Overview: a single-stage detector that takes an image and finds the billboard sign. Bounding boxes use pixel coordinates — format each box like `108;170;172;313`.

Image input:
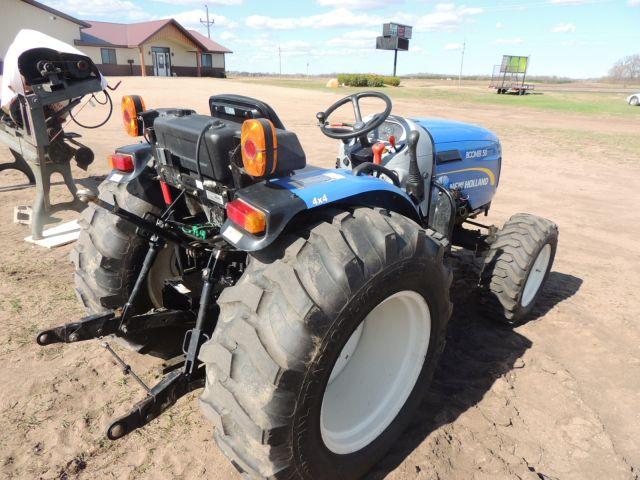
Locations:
383;23;413;39
376;36;409;51
500;55;528;74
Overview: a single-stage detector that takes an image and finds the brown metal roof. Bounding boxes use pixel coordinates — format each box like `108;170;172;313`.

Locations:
78;20;231;54
21;0;91;28
188;30;233;54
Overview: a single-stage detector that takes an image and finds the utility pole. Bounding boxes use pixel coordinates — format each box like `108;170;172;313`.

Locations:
393;49;398;77
306;60;310;77
200;5;215;39
458;40;466;87
278;46;282;76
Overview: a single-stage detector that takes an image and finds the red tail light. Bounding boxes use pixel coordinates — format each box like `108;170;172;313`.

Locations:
226;198;266;234
108;153;134;173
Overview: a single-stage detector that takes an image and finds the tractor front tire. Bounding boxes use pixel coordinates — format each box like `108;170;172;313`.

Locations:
629;96;639;106
199;207;452;480
480;213;558;325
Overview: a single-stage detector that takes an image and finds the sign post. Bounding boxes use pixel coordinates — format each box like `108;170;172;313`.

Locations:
376;23;412;77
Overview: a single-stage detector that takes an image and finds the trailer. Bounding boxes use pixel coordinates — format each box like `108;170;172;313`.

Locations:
489;55;534;95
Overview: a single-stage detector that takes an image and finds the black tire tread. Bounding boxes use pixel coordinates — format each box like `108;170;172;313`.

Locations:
199;207;451;480
72;178;161;313
480;213;558;324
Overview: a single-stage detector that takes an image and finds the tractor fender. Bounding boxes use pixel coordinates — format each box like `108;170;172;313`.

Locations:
104;143;152;184
221;166;421;252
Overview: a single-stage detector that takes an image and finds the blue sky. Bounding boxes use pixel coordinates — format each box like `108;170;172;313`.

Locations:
43;0;639;78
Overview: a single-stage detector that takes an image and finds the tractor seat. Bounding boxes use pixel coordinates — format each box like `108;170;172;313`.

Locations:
209;94;286;130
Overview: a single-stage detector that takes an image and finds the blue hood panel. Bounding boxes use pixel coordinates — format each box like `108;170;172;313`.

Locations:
413;118;501;211
412;118;498;145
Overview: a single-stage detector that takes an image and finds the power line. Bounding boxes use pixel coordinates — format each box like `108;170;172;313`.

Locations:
200;5;215;39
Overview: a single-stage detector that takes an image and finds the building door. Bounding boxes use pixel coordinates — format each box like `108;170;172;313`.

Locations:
151;47;171;76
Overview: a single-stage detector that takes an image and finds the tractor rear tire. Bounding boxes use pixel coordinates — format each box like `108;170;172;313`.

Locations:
198;207;452;480
72;172;181;355
480;213;558;325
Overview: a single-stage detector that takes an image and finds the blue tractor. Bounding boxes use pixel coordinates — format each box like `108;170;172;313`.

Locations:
38;91;558;479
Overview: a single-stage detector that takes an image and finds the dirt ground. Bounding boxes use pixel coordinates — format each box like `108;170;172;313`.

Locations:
0;76;638;480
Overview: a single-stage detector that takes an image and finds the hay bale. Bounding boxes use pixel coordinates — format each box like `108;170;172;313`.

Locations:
326;78;339;88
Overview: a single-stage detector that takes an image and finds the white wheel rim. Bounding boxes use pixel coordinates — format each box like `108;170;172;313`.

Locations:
521;244;551;308
147;246;180;308
320;290;431;455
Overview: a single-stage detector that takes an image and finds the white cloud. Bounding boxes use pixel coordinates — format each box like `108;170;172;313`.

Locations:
246;3;481;32
218;31;237;40
551;22;576;32
444;42;463;50
628;0;640;6
495;21;504;29
152;0;241;4
548;0;590;4
170;9;238;29
410;3;484;32
324;30;379;48
42;0;149;20
342;29;379;39
325;37;373;49
246;8;383;30
492;37;523;45
317;0;403;7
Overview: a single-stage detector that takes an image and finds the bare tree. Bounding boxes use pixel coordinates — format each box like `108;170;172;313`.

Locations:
608;54;640;82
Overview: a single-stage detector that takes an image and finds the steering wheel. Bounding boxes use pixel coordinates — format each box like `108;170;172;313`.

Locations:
317;91;392;140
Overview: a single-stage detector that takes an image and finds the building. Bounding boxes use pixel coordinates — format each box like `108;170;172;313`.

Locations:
0;0;232;77
1;0;90;73
77;20;231;77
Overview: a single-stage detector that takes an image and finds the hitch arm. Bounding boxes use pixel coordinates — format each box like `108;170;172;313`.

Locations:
36;309;195;346
106;368;204;440
36;312;118;345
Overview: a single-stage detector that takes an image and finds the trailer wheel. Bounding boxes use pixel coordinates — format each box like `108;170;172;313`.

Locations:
72;171;181;355
480;213;558;325
199;207;452;480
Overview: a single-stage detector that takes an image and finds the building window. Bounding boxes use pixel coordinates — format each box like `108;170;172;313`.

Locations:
201;53;213;67
101;48;117;65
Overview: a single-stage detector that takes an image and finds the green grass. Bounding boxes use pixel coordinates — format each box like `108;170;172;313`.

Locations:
234;77;639;117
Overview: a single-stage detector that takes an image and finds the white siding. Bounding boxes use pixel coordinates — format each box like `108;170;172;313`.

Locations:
81;45;140;65
143;39;197;68
1;0;81;60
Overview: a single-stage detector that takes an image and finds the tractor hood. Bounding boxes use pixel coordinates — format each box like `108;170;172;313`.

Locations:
412;118;501;213
412;118;498;145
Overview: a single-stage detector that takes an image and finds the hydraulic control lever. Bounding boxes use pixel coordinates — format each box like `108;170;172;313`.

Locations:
404;130;424;204
372;143;385;165
389;134;397;152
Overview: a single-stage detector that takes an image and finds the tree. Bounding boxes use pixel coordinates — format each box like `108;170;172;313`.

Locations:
608;54;640;82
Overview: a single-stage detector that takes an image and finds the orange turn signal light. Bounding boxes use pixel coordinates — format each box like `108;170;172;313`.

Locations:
240;118;277;177
121;95;146;137
227;198;266;234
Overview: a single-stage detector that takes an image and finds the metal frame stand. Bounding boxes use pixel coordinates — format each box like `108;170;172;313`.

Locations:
0;149;36;184
28;153;85;239
0;77;101;239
